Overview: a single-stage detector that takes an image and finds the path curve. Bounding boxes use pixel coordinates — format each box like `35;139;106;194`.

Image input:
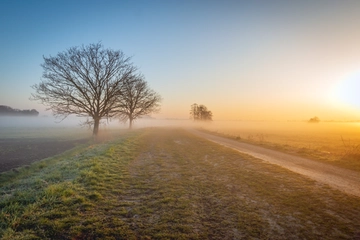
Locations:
187;129;360;197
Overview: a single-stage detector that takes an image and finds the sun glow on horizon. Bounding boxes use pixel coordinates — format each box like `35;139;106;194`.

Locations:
330;70;360;115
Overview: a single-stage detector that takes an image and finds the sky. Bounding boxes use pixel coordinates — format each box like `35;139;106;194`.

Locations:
1;0;360;121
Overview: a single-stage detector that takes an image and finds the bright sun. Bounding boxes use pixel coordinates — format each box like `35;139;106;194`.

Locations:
332;71;360;111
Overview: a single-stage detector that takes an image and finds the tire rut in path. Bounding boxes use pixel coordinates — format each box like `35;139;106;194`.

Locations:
187;129;360;197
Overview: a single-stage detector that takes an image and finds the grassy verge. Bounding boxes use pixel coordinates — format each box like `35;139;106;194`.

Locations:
0;130;140;239
1;128;360;239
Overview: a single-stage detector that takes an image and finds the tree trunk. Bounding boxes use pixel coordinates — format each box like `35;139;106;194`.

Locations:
93;118;100;136
129;117;133;129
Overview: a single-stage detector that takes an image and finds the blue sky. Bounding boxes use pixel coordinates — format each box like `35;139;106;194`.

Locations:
1;0;360;120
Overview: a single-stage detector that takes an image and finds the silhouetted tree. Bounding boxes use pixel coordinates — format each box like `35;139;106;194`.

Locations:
308;116;320;123
31;43;137;136
116;75;161;129
190;103;212;121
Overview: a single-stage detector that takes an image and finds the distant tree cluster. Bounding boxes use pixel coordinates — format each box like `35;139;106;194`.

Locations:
31;43;161;135
190;103;213;121
0;105;39;116
308;116;320;123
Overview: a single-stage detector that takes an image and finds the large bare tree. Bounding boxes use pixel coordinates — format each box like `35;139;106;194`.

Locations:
116;76;161;129
31;43;137;136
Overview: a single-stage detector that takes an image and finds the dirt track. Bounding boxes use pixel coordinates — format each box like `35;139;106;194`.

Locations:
188;129;360;197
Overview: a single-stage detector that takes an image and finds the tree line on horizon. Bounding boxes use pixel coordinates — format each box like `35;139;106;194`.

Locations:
31;43;161;136
0;105;39;117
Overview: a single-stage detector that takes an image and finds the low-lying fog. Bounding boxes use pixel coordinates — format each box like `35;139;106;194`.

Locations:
1;115;359;141
0;116;193;139
0;116;193;129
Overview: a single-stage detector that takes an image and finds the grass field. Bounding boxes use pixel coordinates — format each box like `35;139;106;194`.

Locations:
1;127;360;239
200;121;360;171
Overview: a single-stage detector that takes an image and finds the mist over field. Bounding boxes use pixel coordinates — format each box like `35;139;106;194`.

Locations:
0;115;193;139
0;116;78;128
0;116;190;130
1;114;359;137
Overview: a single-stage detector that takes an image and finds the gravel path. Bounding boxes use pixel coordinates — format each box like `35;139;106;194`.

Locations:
188;129;360;197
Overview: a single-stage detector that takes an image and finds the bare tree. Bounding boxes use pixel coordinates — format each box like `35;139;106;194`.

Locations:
190;103;200;120
116;76;161;129
190;103;213;121
31;43;137;136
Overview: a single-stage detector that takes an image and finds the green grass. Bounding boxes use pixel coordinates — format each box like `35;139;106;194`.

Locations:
1;127;360;239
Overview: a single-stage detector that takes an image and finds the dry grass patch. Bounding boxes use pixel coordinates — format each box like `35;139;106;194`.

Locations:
200;121;360;171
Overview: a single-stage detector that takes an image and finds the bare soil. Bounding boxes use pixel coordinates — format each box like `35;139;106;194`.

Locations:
0;138;89;173
188;128;360;197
